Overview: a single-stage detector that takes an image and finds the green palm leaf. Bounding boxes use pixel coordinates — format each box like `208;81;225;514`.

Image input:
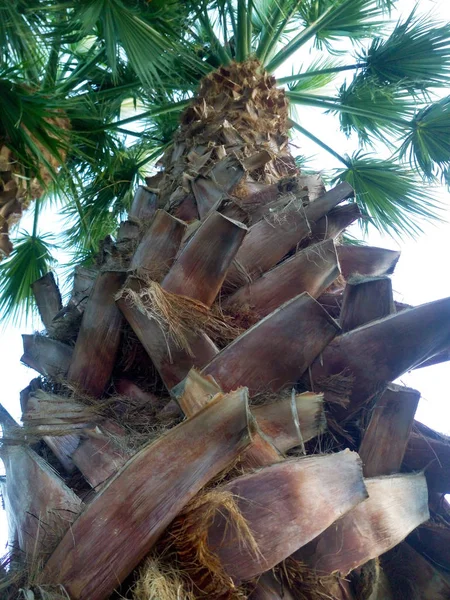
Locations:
297;0;384;49
285;57;342;93
359;10;450;92
267;0;384;72
0;232;55;326
335;152;444;238
399;96;450;180
336;77;413;142
66;0;204;89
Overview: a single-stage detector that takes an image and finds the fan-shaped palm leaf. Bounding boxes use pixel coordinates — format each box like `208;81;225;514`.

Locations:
336;77;414;142
359;10;450;92
335;152;444;237
399;96;450;180
267;0;384;71
0;231;56;326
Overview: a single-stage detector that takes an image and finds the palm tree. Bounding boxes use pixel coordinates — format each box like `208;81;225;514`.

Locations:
1;0;450;323
1;1;450;599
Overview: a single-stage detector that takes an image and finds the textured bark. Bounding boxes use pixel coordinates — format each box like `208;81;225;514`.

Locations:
21;334;73;377
295;472;429;576
382;542;450;600
203;292;340;395
204;450;366;583
68;265;98;314
224;200;310;288
252;392;325;452
359;384;420;477
339;276;395;332
408;521;450;573
171;368;221;418
129;185;157;220
117;277;219;390
337;245;401;279
413;347;450;369
308;296;450;419
249;573;296;600
224;182;353;289
31;272;62;330
191;155;246;218
224;239;339;318
68;271;125;397
162;211;247;306
403;423;450;493
307;202;362;243
130;209;187;276
42;391;251;600
71;427;130;490
1;445;82;559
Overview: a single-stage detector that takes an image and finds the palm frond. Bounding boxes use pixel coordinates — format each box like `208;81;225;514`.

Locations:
0;73;70;183
359;10;450;92
0;2;47;80
286;57;342;93
66;0;205;89
334;151;444;238
399;96;450;181
0;232;55;327
267;0;384;72
336;77;414;142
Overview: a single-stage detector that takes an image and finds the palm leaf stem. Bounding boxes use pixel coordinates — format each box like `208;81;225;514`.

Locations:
42;37;62;92
101;101;189;131
278;63;365;85
290;120;350;166
261;0;303;65
226;0;238;38
247;0;253;55
237;0;249;61
57;46;104;95
199;9;232;65
267;0;362;73
32;198;40;238
135;144;170;170
286;91;411;127
116;128;144;137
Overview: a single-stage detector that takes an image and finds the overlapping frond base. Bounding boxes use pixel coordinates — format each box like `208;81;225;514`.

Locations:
2;60;450;600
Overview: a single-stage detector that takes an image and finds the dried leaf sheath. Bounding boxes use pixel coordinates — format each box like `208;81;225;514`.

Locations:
67;271;125;397
42;391;252;600
162;211;247;307
359;384;420;477
295;472;429;576
308;296;450;418
117;279;220;389
173;450;366;586
130;209;186;277
203;292;340;395
224;239;339;318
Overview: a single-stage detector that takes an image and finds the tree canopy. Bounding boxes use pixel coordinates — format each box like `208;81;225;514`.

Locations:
1;0;450;324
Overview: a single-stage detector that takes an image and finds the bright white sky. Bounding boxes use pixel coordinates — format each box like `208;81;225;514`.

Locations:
1;0;450;555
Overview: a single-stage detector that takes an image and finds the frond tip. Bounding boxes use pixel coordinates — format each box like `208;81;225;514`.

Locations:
334;152;444;239
400;96;450;181
0;233;55;327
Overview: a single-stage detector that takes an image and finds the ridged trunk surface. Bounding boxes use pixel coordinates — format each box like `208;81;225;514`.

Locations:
2;60;450;600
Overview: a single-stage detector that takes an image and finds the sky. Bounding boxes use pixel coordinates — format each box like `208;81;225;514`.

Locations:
1;0;450;556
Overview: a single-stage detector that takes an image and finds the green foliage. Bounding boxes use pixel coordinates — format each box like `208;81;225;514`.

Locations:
335;152;444;237
297;0;384;50
2;0;450;324
400;97;450;180
0;232;55;327
360;11;450;92
337;77;413;142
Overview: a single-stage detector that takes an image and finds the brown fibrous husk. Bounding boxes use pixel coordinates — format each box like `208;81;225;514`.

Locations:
116;278;242;357
164;489;261;599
